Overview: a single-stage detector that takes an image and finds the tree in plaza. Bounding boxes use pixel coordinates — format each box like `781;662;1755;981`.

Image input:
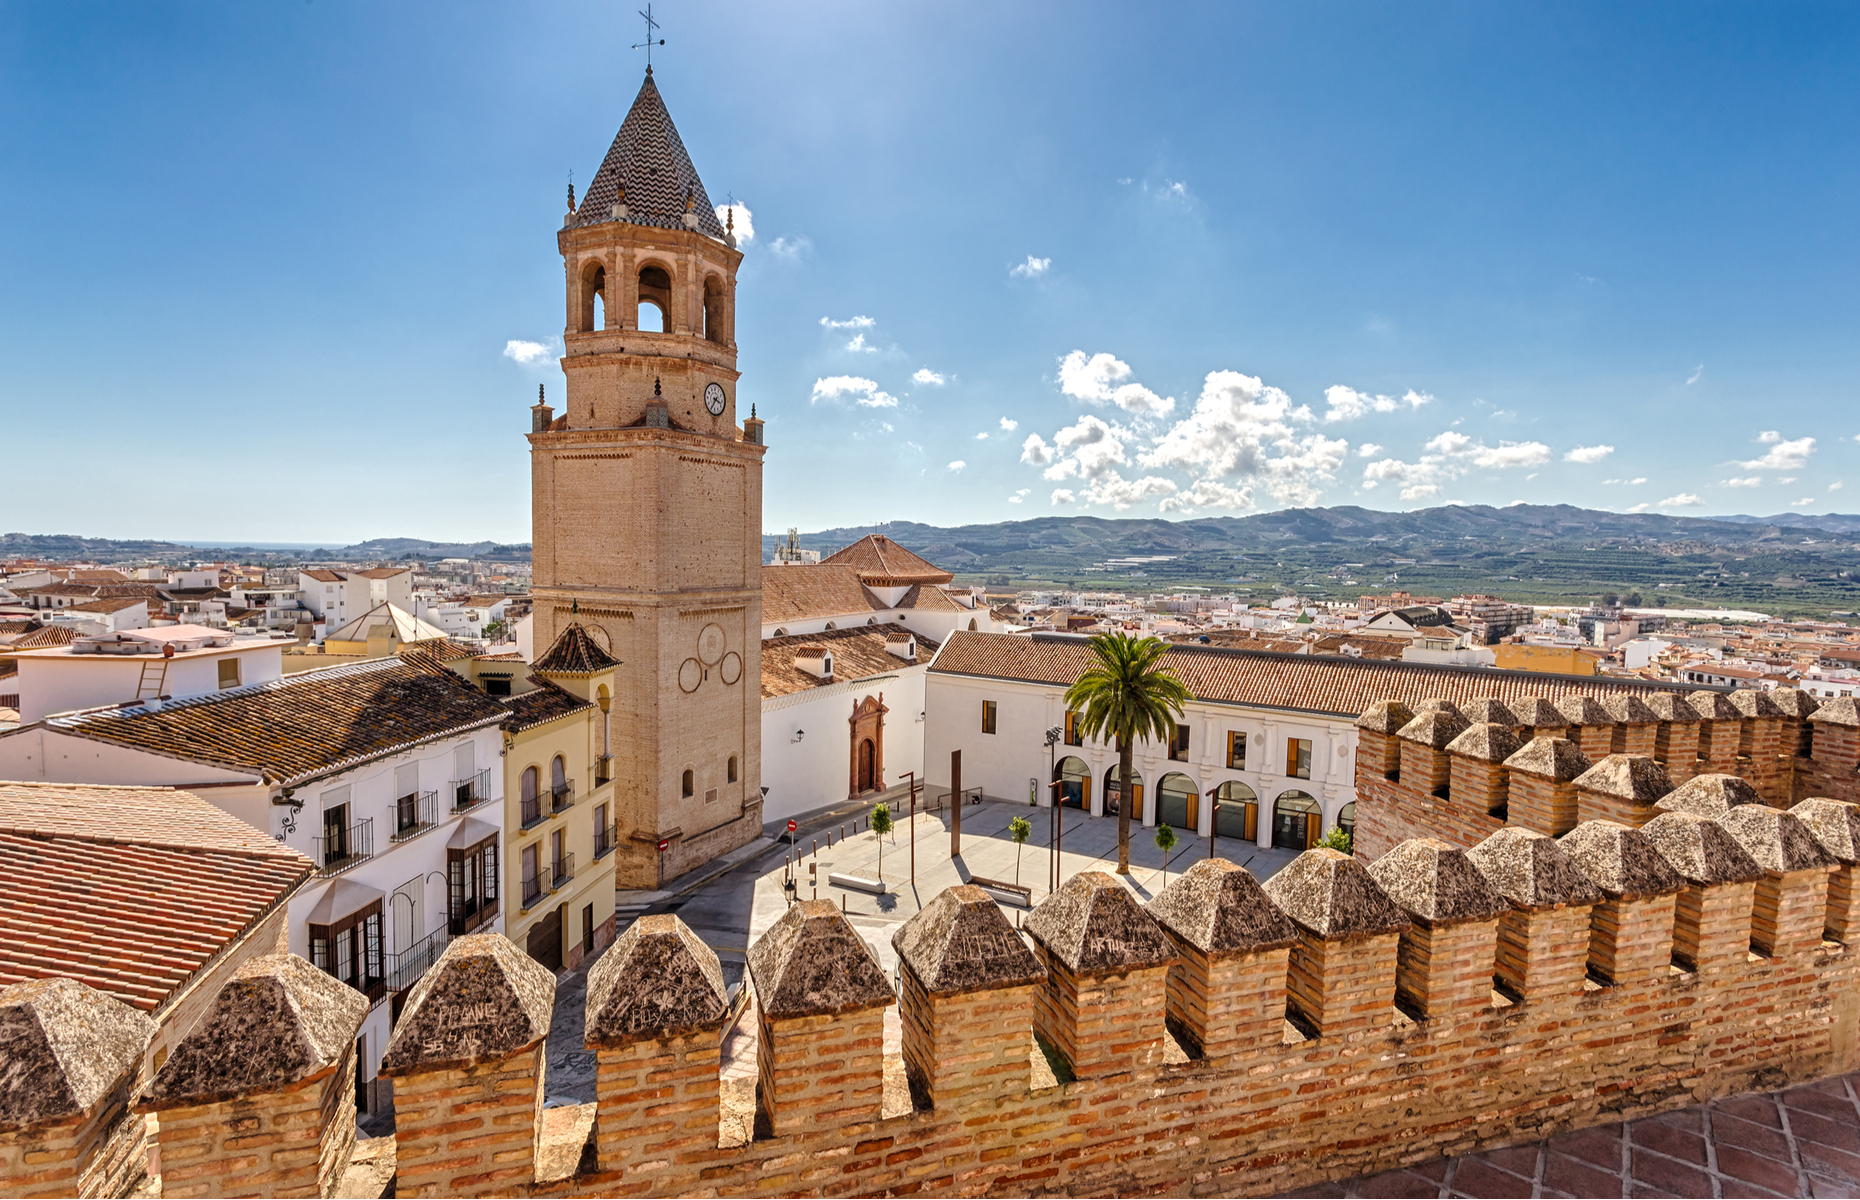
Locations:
1063;632;1191;875
1317;824;1352;855
1008;816;1032;887
1153;823;1178;887
870;803;894;881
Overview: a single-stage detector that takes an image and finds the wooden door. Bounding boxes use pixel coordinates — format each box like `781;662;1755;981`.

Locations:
527;906;563;972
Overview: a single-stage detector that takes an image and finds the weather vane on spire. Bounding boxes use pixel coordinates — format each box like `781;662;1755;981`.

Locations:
633;4;664;69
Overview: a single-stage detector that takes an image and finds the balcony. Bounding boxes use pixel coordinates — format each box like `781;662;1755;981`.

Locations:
313;818;373;876
594;755;612;786
520;792;546;830
385;927;448;996
550;779;575;814
593;820;618;861
449;769;491;814
521;868;544;908
390;790;439;843
552;853;575;889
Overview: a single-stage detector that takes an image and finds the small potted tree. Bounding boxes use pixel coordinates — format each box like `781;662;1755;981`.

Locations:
1009;816;1032;888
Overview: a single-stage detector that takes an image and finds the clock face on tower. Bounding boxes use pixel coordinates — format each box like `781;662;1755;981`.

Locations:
703;382;726;416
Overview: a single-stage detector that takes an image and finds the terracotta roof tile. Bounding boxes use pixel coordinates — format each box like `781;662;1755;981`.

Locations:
502;679;593;730
929;631;1714;717
818;535;954;585
43;659;509;785
0;783;310;1013
762;626;940;699
533;623;617;674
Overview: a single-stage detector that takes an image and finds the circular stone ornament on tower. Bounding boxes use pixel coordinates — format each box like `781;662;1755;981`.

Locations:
678;657;703;693
719;650;742;685
698;623;725;665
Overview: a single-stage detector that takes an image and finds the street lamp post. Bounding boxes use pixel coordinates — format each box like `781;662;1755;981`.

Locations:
1044;726;1062;894
1205;785;1220;861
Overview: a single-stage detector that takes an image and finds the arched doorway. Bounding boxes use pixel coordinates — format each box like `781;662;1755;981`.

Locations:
1273;791;1321;851
857;739;876;793
1105;764;1143;820
1214;780;1258;842
1337;802;1356;848
1157;772;1199;832
1054;756;1091;809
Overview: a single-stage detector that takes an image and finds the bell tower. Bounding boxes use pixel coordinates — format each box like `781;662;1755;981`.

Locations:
529;66;766;889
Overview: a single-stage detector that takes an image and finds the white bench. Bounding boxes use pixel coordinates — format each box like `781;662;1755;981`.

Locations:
968;875;1033;907
828;872;888;895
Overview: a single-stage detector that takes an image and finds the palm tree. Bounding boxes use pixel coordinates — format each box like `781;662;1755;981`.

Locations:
1063;632;1191;875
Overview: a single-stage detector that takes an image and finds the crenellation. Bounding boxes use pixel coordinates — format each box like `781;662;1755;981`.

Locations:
1640;811;1763;973
1367;839;1507;1018
1263;849;1410;1035
1716;804;1837;959
1791;796;1860;942
1025;872;1178;1079
1571;753;1674;828
1464;827;1601;1001
1556;821;1686;985
1501;736;1590;837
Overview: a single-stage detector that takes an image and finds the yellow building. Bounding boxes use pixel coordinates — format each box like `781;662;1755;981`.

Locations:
1493;643;1599;676
497;624;621;971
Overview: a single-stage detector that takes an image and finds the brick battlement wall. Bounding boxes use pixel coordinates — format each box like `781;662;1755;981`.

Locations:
8;788;1860;1199
1354;690;1860;861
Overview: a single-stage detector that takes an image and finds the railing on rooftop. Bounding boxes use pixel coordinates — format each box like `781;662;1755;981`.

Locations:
391;790;439;843
449;769;491;814
313;818;373;876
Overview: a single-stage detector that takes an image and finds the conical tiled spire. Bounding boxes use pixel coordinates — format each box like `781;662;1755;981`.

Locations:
574;68;726;238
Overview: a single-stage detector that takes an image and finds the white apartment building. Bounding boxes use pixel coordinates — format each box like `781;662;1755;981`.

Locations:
0;657;507;1115
6;625;284;722
297;567;414;624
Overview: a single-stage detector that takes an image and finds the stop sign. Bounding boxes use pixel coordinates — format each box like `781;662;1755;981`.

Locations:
786;819;797;833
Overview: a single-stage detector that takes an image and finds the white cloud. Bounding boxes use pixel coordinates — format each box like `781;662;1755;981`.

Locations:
1721;477;1762;488
844;332;878;354
1687;364;1704;385
820;315;876;330
1362;457;1447;501
713;202;754;242
974;432;988;440
1659;493;1704;507
1009;256;1051;279
502;338;558;365
1791;497;1816;507
1082;471;1179;511
1321;386;1431;423
1357;443;1383;458
1832;482;1845;492
912;368;945;386
1740;432;1816;471
1051;415;1128;481
1006;487;1031;505
1020;433;1053;466
1007;494;1023;504
766;236;810;260
1057;351;1174;417
1779;477;1797;485
1138;370;1342;506
1425;431;1472;457
1360;429;1548;501
1603;477;1649;485
1565;445;1615;464
1050;489;1075;506
810;376;897;408
1626;502;1651;513
1423;430;1551;468
947;460;966;472
1158;480;1255;513
998;417;1018;432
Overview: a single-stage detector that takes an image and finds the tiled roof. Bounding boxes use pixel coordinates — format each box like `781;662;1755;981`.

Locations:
42;658;510;786
761;567;967;625
28;583;103;598
572;68;726;238
325;602;447;643
502;679;594;731
67;596;147;614
355;567;410;579
929;631;1715;718
762;626;940;698
301;569;343;583
818;535;954;585
0;782;310;1012
64;569;128;584
10;626;77;649
533;623;618;674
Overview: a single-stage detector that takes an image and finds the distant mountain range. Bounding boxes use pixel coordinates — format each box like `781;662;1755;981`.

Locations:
7;503;1859;572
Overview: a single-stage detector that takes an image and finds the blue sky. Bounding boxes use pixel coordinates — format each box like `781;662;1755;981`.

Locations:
4;2;1858;544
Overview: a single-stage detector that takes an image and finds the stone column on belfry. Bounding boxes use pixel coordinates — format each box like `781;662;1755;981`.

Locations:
1145;858;1298;1062
0;979;155;1200
746;899;894;1138
1641;811;1764;974
1557;821;1687;986
1792;798;1860;943
1262;848;1410;1037
584;913;728;1177
136;954;367;1200
1369;839;1509;1019
1716;805;1836;959
892;884;1046;1109
1024;871;1179;1078
1502;737;1591;837
1466;827;1602;1002
378;934;557;1199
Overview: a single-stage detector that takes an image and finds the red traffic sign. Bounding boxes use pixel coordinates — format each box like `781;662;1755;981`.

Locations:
657;838;670;853
787;819;798;833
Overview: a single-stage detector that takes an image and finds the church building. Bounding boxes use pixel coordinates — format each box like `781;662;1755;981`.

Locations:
527;66;765;890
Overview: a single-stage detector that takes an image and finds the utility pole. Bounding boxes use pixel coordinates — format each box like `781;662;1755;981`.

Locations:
949;750;962;859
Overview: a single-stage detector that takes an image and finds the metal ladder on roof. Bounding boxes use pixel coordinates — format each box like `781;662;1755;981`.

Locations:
134;659;168;700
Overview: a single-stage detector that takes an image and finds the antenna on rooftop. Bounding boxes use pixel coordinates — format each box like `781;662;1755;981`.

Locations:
633;4;665;69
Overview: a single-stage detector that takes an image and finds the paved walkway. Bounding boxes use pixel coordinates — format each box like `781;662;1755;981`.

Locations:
1301;1073;1860;1199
